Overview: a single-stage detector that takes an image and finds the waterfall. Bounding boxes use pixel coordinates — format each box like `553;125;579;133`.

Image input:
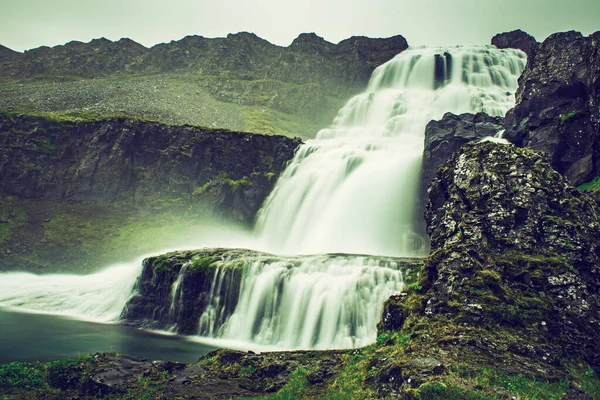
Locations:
166;253;418;350
255;45;526;257
0;45;527;353
0;259;143;322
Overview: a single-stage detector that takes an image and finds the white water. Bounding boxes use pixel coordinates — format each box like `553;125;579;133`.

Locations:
255;45;526;257
193;254;412;350
0;258;143;323
0;45;526;353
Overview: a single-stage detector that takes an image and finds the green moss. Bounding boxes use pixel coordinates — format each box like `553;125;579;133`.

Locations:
559;109;589;123
416;381;492;400
189;255;219;271
577;176;600;192
0;355;96;398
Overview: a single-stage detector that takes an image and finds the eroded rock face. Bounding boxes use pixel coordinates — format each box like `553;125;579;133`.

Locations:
381;142;600;376
491;29;538;58
122;248;250;334
504;30;600;185
421;112;504;205
0;114;300;224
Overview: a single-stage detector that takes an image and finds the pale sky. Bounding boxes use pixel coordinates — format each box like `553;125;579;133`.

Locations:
1;0;599;52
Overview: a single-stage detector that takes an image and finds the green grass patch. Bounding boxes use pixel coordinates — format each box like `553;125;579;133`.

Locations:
577;176;600;192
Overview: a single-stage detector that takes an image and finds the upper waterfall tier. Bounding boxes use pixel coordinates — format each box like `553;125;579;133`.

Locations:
255;46;526;257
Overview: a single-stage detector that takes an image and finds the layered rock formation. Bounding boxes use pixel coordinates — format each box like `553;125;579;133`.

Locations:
0;113;299;222
504;30;600;185
122;248;422;336
0;113;300;271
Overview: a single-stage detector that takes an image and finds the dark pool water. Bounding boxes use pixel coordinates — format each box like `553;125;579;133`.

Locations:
0;309;217;364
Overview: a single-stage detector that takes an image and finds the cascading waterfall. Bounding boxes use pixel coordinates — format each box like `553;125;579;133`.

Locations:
0;45;527;353
195;255;416;350
255;45;526;257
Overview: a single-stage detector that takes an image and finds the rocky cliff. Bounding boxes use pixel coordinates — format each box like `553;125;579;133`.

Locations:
504;30;600;186
0;33;408;138
491;29;539;59
0;113;300;271
378;142;600;397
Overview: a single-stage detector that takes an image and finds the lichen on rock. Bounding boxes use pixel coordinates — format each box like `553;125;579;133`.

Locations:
379;141;600;394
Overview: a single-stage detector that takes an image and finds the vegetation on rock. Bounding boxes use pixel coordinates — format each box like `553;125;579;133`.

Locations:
0;113;300;272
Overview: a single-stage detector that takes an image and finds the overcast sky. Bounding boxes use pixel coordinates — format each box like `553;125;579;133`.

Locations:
1;0;599;52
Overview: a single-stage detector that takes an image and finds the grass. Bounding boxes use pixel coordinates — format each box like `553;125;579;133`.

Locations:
0;71;340;138
577;176;600;192
0;356;96;398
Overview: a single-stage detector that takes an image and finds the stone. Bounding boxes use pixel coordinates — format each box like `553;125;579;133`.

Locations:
491;29;538;58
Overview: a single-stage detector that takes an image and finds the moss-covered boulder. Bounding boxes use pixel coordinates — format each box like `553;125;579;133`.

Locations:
378;142;600;396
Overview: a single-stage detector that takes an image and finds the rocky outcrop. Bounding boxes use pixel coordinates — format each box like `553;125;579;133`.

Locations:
504;30;600;185
0;113;300;223
122;248;423;335
421;112;504;204
380;142;600;388
122;248;248;334
491;29;538;58
0;44;21;62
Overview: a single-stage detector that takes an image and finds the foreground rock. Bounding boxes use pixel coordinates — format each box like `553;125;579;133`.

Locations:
379;142;600;396
504;30;600;185
0;350;347;399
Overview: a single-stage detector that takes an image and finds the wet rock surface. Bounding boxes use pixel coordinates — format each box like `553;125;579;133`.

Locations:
384;142;600;374
421;112;504;205
504;30;600;185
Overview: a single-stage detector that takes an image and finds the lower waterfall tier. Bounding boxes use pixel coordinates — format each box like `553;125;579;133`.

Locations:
121;248;423;350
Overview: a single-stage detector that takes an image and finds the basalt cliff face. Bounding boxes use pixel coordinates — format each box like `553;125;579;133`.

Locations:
0;113;300;271
0;33;408;138
504;30;600;186
0;113;299;213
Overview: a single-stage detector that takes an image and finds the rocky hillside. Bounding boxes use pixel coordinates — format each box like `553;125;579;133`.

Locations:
0;112;300;272
0;33;408;138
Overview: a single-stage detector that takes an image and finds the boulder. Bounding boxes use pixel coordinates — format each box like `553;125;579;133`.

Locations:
491;29;538;58
382;141;600;377
421;112;504;205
